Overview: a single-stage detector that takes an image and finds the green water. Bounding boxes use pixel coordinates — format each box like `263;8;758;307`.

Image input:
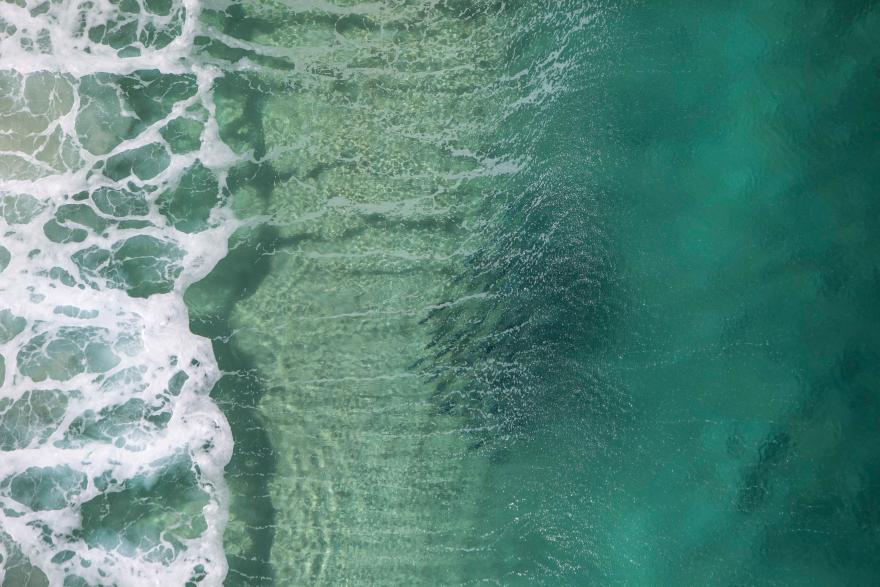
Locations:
184;0;880;584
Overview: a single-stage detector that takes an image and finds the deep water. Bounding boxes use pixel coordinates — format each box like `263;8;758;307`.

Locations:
1;0;879;585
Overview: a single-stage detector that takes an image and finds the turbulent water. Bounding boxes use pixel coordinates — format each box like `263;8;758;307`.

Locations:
1;0;878;585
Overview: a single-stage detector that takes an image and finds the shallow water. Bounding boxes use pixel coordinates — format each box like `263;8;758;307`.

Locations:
1;0;879;585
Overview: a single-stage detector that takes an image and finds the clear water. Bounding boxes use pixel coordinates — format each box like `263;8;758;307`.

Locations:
1;0;878;585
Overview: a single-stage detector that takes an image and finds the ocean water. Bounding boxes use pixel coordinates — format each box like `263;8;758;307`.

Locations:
1;0;878;585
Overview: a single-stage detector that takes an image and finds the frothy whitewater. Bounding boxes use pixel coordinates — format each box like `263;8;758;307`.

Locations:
0;0;237;584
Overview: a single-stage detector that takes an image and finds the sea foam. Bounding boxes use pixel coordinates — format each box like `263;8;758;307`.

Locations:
0;0;237;584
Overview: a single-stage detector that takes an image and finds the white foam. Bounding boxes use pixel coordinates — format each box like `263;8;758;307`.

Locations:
0;0;238;584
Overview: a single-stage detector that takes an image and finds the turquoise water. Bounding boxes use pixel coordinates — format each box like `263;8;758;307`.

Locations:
1;0;879;585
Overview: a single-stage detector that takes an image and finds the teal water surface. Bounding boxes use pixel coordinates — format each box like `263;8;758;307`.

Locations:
1;0;879;585
453;2;880;584
190;0;880;584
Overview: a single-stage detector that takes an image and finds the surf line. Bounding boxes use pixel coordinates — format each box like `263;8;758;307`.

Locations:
0;0;240;584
